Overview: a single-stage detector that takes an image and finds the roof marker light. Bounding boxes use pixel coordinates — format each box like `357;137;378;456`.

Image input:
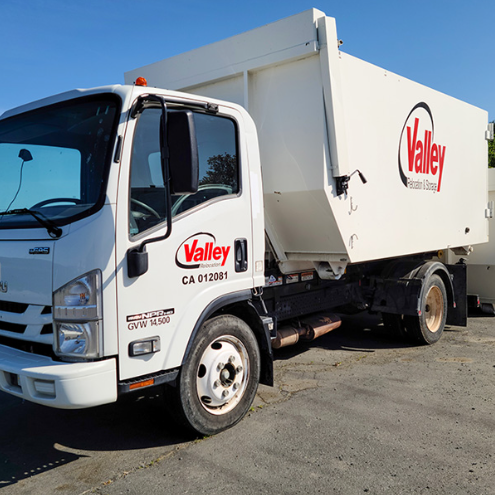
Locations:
135;77;148;87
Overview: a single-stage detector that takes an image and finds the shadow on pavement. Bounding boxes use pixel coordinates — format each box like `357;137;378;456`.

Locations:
0;388;187;487
273;312;412;361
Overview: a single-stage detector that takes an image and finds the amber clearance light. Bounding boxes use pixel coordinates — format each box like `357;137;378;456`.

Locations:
135;77;148;87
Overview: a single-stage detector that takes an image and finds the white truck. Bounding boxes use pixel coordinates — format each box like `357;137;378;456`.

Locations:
450;167;495;313
0;9;490;435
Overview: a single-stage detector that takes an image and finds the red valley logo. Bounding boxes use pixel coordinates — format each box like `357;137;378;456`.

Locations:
176;233;231;269
398;102;446;193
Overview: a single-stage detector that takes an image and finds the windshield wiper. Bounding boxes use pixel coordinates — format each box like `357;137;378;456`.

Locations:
0;208;63;238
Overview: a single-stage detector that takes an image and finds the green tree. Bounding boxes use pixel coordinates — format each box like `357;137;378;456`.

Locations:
200;153;237;189
489;121;495;168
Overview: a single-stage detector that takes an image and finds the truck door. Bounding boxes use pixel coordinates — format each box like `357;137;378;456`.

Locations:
115;103;255;382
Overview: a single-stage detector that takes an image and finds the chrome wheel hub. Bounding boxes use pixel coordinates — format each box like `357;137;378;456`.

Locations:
196;335;249;415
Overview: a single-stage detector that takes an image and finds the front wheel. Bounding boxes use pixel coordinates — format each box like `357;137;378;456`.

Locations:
405;274;447;345
168;315;260;436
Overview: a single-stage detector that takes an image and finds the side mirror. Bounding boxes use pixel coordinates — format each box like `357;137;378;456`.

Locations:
167;110;199;194
127;248;148;278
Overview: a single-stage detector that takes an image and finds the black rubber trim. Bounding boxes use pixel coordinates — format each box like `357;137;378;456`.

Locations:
118;368;179;395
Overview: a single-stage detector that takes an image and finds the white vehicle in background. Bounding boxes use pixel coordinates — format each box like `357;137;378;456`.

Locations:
449;168;495;314
0;9;490;435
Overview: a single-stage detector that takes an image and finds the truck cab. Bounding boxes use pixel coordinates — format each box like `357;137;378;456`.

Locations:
0;84;269;435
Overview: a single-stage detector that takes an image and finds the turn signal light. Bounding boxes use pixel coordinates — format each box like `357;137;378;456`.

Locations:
129;379;154;391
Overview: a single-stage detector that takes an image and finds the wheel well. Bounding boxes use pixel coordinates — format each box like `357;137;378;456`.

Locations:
411;262;454;313
211;301;273;387
372;259;457;318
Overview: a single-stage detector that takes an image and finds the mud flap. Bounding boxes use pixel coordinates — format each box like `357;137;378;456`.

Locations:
445;263;467;327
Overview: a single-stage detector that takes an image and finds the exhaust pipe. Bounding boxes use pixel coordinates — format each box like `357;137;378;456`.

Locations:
272;313;341;349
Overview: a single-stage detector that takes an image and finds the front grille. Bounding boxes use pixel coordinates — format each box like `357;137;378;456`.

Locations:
0;301;28;314
0;301;53;345
0;321;27;333
0;335;55;358
41;324;53;335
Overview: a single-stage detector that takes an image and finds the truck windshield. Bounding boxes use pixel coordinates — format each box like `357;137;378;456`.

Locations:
0;94;120;230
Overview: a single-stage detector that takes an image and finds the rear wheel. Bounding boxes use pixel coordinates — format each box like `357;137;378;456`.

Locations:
405;274;447;345
167;315;260;436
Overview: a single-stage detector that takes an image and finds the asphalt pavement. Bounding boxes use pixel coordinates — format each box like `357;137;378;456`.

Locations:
1;313;494;494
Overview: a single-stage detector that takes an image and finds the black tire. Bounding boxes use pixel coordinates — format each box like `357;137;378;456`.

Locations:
404;274;447;345
167;315;260;436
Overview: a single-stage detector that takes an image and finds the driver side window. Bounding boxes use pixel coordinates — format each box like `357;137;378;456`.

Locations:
129;108;239;236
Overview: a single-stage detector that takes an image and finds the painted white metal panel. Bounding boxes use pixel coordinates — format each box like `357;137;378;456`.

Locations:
463;168;495;303
114;92;263;380
125;9;322;92
317;15;350;178
333;52;488;262
0;85;126;121
185;75;245;107
0;344;117;408
52;205;119;356
0;239;54;306
248;56;346;259
127;9;489;267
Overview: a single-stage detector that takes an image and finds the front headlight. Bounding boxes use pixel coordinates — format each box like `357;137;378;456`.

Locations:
53;270;103;360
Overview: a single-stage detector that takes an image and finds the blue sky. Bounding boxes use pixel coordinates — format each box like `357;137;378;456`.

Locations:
1;0;494;119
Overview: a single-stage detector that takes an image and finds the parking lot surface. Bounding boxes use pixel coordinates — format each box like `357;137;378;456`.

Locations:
1;314;494;494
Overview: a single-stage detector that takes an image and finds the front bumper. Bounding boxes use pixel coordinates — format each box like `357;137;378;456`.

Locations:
0;344;117;409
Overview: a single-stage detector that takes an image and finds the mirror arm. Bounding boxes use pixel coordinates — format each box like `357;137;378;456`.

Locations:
127;95;173;278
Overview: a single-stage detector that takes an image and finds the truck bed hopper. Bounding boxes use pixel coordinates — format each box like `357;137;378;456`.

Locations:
126;9;489;278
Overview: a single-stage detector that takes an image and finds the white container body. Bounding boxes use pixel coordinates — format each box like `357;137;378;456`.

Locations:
126;9;489;267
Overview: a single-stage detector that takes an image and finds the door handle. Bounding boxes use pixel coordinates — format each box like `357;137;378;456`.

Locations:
235;239;248;272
